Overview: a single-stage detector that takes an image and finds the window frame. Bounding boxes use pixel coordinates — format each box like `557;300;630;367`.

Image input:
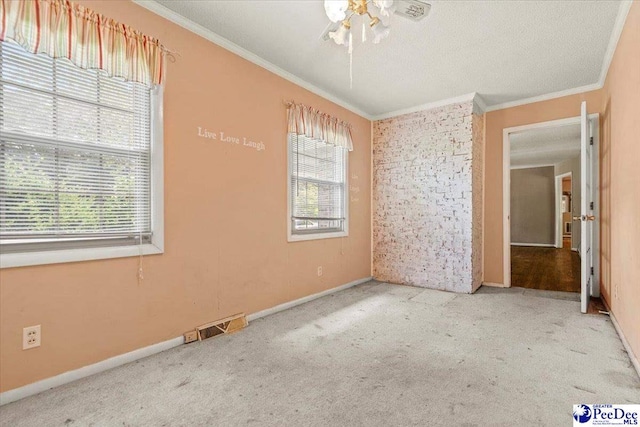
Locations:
0;83;164;269
287;134;349;242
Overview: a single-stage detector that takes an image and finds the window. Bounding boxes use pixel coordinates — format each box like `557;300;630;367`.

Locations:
288;133;348;241
0;41;163;268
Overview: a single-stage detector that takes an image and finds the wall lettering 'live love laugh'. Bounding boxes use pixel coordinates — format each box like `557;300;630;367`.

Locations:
197;126;266;152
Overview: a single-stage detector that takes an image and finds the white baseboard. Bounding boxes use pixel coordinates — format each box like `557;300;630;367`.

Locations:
607;309;640;380
247;276;373;322
511;243;555;248
482;282;508;288
0;276;373;406
0;336;184;406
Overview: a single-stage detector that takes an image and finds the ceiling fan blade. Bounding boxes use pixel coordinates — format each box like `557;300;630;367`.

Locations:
320;21;340;41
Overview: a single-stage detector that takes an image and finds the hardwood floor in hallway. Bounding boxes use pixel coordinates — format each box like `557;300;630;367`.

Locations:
511;239;581;292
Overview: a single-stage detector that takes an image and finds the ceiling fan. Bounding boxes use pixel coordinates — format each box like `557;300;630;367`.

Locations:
321;0;432;45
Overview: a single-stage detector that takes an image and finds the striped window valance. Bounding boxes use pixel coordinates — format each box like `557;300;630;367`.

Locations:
286;101;353;151
0;0;167;86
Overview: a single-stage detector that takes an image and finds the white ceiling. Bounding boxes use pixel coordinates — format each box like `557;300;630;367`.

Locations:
148;0;624;118
510;124;581;168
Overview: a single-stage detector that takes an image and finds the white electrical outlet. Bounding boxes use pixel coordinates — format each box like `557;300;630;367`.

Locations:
317;266;323;277
23;325;41;350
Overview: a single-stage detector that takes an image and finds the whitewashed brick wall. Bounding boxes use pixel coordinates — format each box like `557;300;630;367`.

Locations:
372;101;484;293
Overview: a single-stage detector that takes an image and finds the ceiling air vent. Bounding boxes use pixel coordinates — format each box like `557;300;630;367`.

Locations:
394;0;431;21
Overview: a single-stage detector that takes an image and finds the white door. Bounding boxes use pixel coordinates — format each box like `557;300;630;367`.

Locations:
580;101;594;313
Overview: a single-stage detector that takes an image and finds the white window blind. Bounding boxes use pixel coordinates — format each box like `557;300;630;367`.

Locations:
0;40;152;252
289;133;347;235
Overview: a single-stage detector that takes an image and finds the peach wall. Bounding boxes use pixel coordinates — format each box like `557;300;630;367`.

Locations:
600;0;640;362
483;90;603;285
0;0;371;393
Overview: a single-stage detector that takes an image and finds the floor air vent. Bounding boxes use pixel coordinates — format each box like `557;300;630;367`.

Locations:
196;313;247;341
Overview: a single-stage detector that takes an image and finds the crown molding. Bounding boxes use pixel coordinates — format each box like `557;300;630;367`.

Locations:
484;0;632;113
473;94;487;114
510;164;557;170
598;0;633;86
511;140;580;153
131;0;373;120
483;82;603;113
371;92;479;121
134;0;632;121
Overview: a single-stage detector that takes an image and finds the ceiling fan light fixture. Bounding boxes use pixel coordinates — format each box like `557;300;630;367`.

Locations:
370;20;390;44
324;0;350;23
373;0;396;17
328;21;351;46
322;0;430;88
325;0;396;48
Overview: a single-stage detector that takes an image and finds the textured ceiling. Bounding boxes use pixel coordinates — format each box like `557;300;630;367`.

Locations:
151;0;623;117
510;124;581;168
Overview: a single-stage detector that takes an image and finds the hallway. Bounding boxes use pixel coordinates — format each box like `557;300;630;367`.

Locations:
511;240;581;293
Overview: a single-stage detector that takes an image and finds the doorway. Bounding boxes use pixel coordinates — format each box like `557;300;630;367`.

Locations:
509;127;581;292
555;172;574;250
502;111;600;312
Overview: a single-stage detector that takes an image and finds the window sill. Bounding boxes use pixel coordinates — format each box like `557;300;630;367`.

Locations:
288;231;348;242
0;243;163;269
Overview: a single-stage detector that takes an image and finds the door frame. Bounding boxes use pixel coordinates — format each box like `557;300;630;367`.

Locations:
555;171;572;249
502;114;600;292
